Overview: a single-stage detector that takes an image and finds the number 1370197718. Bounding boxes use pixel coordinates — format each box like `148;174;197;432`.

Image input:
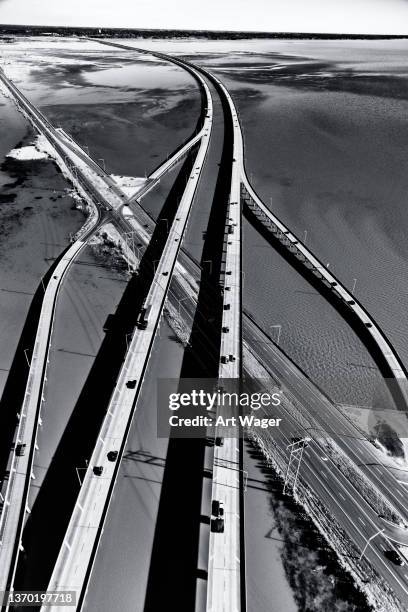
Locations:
0;591;76;606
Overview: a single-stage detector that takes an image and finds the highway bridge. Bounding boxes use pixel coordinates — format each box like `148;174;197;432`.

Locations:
92;39;248;612
0;66;209;607
0;240;88;597
42;66;213;611
206;65;244;612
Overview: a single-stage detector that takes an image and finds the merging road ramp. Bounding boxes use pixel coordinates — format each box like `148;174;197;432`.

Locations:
92;39;248;611
43;71;213;612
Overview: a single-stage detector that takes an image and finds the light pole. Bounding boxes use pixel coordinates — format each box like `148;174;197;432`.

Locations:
75;461;88;486
359;528;384;561
243;469;248;493
98;158;106;172
23;349;31;368
270;324;281;345
303;230;308;245
125;332;132;351
352;278;357;294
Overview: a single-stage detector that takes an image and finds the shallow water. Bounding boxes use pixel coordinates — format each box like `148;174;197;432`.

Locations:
0;93;84;397
212;41;408;404
1;38;201;175
61;36;408;406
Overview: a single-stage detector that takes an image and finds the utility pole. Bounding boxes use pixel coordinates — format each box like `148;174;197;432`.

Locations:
283;437;310;495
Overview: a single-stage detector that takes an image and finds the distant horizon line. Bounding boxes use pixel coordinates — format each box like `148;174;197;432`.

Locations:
0;24;407;40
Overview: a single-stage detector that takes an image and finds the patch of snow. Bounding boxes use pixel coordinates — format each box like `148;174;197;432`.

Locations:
111;174;147;198
122;205;133;218
6;144;49;161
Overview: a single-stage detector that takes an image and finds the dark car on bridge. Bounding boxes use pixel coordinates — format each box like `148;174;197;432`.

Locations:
384;550;405;566
211;518;225;533
211;500;225;533
212;500;224;517
15;443;26;457
107;451;118;462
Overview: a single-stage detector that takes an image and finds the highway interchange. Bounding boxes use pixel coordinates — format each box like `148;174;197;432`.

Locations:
1;38;408;612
